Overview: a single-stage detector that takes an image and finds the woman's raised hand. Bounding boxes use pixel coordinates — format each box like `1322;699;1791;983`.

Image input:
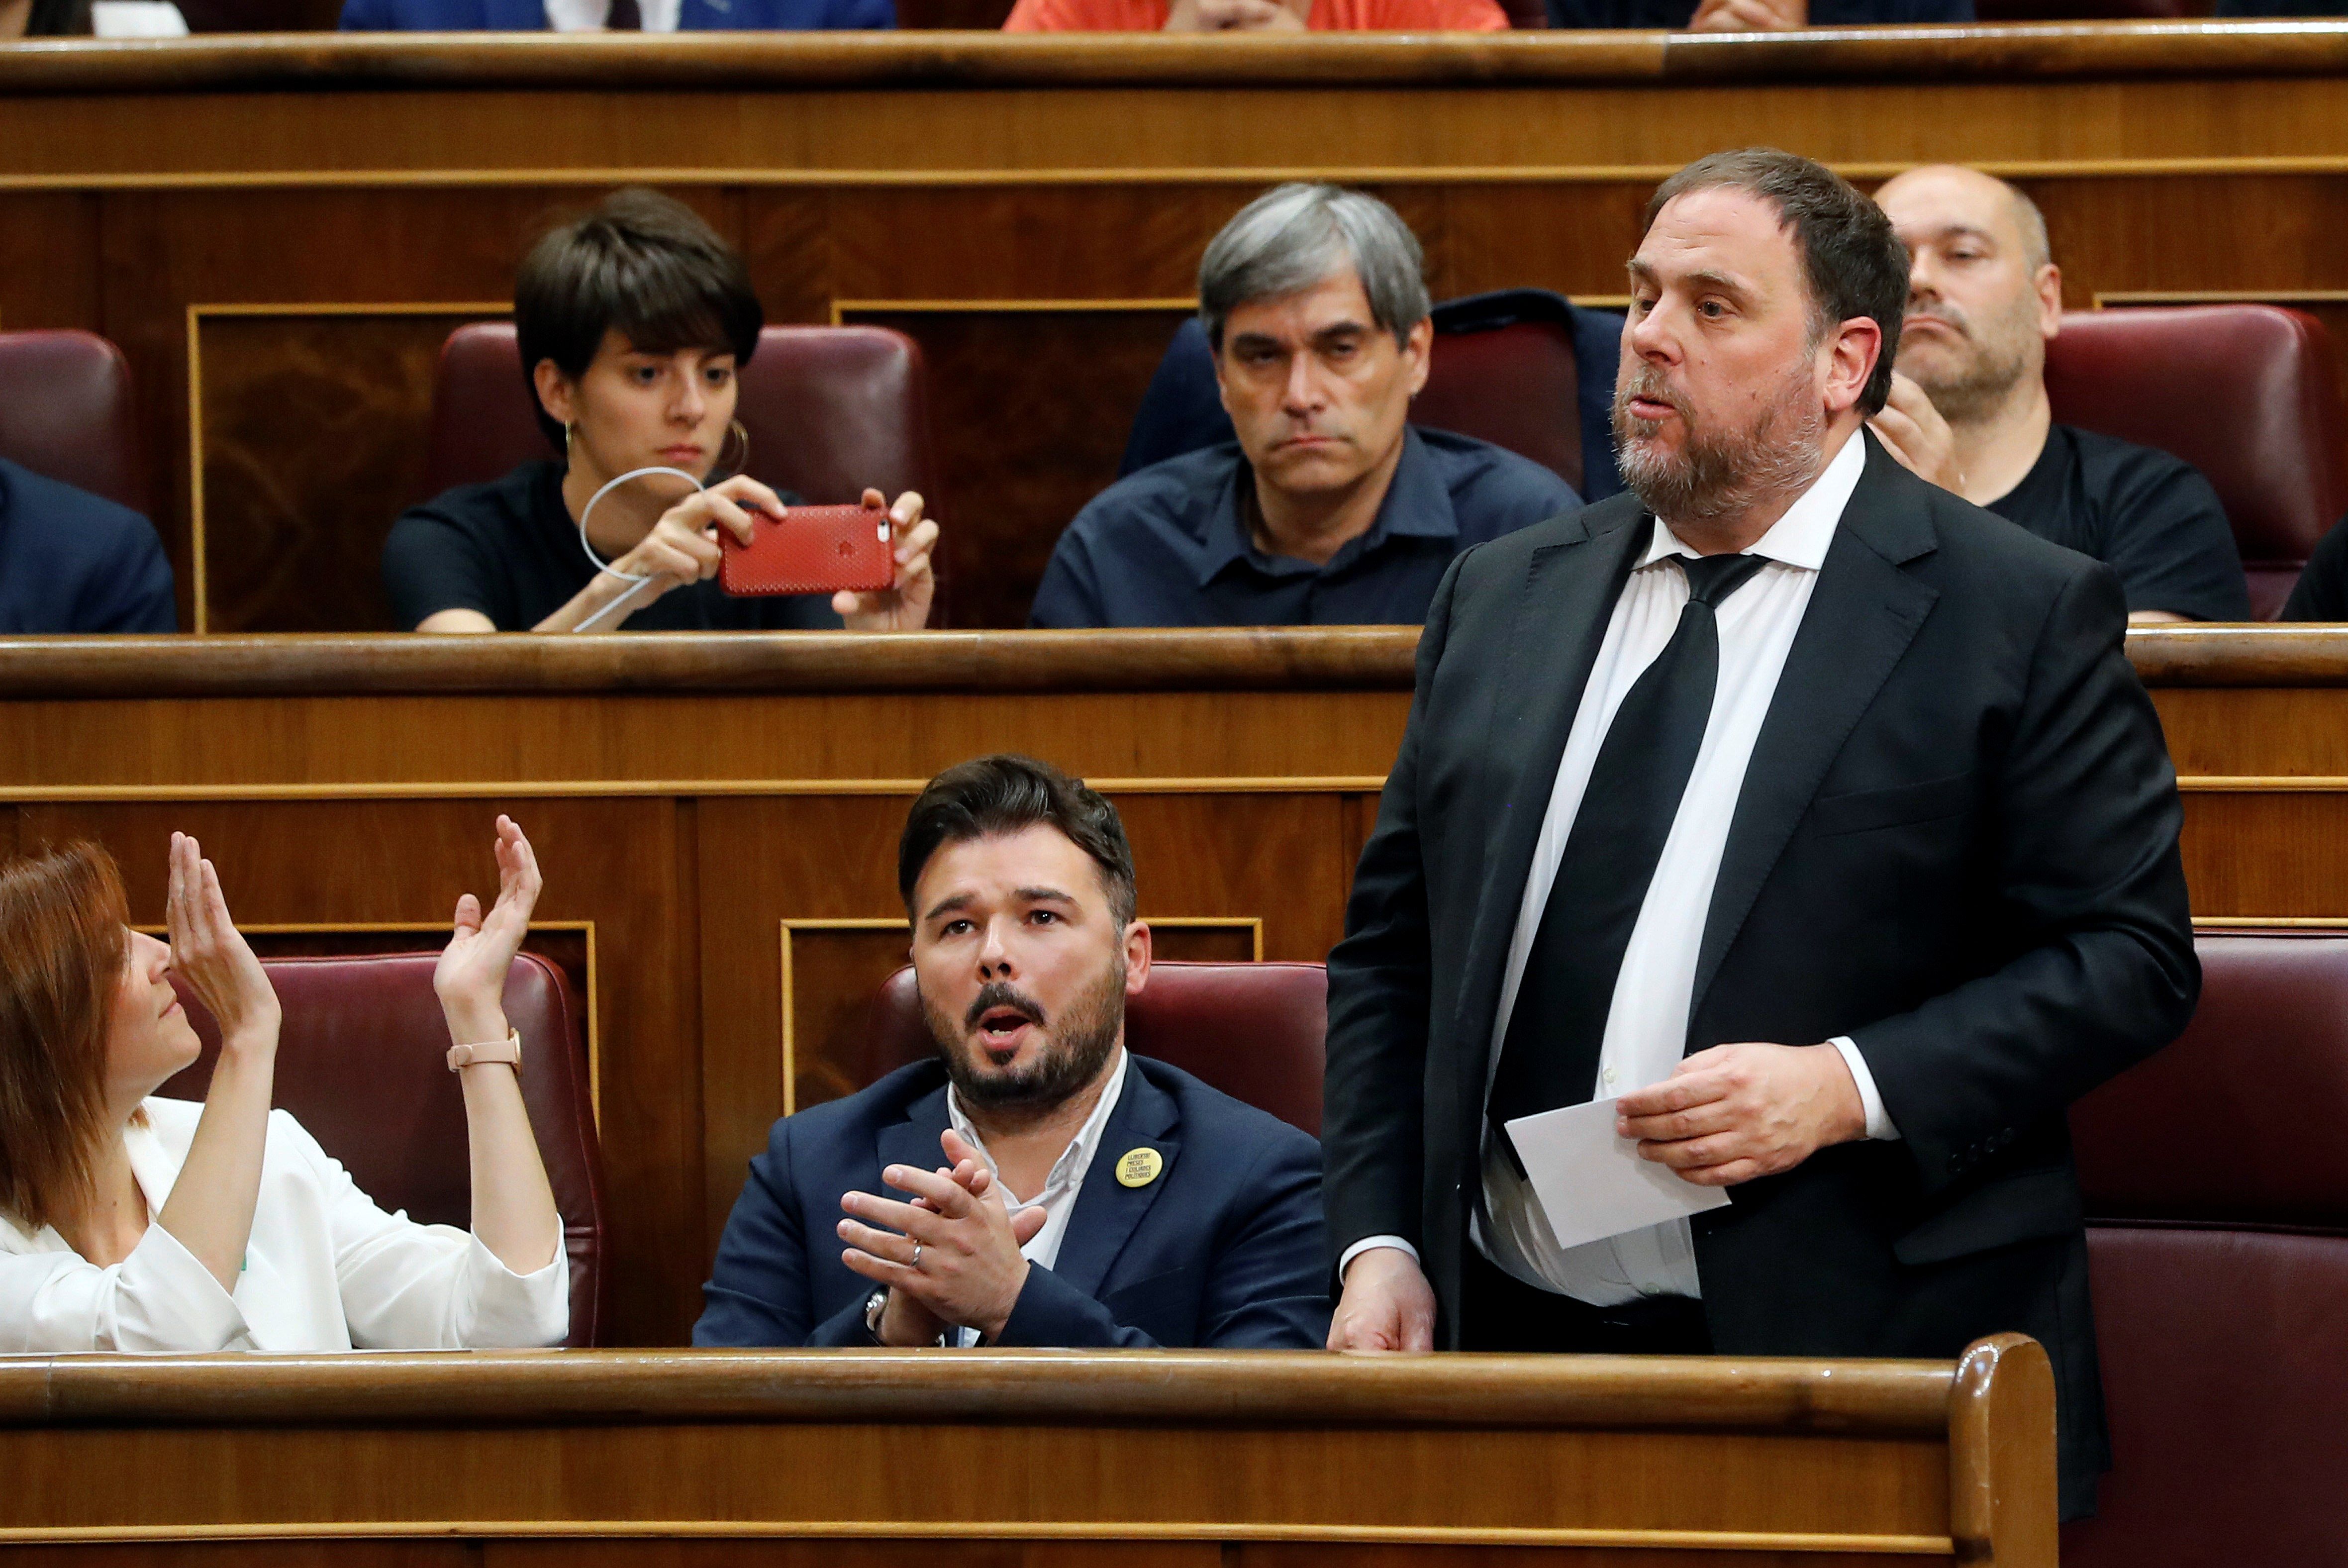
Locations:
165;831;281;1055
434;816;543;1038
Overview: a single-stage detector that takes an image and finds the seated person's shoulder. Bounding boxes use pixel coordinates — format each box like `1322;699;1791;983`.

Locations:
1070;443;1239;542
763;1059;949;1153
381;461;552;630
1129;1055;1320;1167
1412;425;1581;540
0;459;176;633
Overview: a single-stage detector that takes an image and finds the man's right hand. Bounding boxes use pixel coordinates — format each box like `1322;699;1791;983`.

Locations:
1327;1245;1437;1352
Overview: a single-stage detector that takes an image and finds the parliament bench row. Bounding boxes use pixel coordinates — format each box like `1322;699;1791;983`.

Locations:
5;297;2345;629
164;929;2348;1565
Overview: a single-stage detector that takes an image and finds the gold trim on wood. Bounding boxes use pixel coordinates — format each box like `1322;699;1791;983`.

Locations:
183;300;513;640
2095;290;2348;307
831;296;1197;325
19;155;2348;194
2174;776;2348;790
0;1520;1956;1552
129;919;602;1130
779;915;1266;1116
0;777;1392;803
2192;916;2348;928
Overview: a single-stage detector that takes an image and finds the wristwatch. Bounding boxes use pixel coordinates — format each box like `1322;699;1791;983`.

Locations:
447;1028;523;1073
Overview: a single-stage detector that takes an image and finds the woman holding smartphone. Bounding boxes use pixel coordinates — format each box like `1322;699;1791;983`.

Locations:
383;188;938;635
0;817;569;1352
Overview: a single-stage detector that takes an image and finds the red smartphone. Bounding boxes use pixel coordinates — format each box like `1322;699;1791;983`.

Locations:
718;502;894;598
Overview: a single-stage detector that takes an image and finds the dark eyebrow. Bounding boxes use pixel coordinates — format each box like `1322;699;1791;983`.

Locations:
1016;886;1077;906
921;892;976;923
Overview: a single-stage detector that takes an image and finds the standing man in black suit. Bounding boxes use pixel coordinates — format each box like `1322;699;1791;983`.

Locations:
1320;148;2197;1520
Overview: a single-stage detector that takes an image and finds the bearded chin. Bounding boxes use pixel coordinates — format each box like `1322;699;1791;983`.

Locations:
1613;369;1829;525
920;958;1126;1114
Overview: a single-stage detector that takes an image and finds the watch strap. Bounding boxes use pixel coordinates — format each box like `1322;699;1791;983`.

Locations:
447;1028;523;1072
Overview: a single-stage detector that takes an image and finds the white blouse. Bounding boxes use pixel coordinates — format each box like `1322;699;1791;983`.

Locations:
0;1097;568;1354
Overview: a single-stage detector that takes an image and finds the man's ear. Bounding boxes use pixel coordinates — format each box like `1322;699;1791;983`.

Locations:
532;359;577;430
1400;316;1434;399
1122;919;1154;995
1824;316;1883;417
2035;263;2064;339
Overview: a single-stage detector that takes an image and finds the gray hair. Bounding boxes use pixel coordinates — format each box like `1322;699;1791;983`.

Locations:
1197;184;1431;352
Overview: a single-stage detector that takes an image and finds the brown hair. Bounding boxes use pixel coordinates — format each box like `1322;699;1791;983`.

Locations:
0;843;130;1231
1644;148;1908;417
898;755;1138;927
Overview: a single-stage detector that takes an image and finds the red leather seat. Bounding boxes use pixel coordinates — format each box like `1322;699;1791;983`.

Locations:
860;960;1326;1136
1415;319;1584;495
0;330;151;516
2061;930;2348;1563
158;953;609;1348
420;322;938;514
2044;305;2348;619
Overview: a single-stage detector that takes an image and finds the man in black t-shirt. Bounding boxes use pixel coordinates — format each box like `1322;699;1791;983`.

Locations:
2283;516;2348;620
1867;165;2251;623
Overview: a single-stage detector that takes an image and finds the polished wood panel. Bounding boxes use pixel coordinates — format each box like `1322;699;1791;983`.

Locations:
0;1339;2054;1565
7;31;2348;632
0;626;2337;1340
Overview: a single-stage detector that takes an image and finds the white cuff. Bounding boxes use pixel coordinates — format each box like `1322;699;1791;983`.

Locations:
1339;1235;1421;1282
1829;1036;1901;1142
114;1222;251;1352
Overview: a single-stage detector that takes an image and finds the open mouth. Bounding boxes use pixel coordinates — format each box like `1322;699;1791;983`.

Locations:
974;1005;1040;1062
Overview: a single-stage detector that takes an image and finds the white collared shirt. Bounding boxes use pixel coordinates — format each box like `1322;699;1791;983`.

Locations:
942;1048;1127;1347
543;0;681;28
0;1098;568;1354
1343;431;1898;1307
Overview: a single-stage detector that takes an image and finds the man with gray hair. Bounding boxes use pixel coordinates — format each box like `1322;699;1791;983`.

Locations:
1870;164;2249;622
1029;184;1576;628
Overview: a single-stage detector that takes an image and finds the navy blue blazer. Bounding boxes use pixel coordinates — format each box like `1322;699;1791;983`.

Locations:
0;458;175;634
694;1054;1332;1349
339;0;888;32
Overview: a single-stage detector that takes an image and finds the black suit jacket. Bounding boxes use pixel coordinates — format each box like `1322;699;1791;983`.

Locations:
1323;433;2198;1517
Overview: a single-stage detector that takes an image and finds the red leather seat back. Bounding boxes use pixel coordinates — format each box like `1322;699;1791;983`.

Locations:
2062;931;2348;1563
2044;306;2348;618
860;960;1326;1136
0;330;150;516
420;322;937;512
1413;318;1583;497
159;952;609;1348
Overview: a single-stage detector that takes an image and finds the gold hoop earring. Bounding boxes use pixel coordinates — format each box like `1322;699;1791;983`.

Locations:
716;418;751;481
562;421;575;463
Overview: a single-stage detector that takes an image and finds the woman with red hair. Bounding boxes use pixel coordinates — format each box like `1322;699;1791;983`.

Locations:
0;817;567;1352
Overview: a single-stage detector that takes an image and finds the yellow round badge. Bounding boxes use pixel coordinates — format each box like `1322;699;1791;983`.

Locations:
1115;1147;1164;1188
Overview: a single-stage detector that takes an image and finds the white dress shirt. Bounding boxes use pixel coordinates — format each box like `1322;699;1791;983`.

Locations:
1343;431;1898;1306
0;1098;569;1353
543;0;681;27
942;1047;1126;1347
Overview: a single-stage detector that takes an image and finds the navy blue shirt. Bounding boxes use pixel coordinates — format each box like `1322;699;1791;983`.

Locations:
1029;426;1578;628
1548;0;1966;21
0;458;176;634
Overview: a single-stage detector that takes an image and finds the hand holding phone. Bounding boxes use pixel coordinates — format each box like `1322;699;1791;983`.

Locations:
718;499;895;598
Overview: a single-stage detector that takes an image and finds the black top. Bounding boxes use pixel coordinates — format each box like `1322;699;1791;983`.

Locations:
381;460;840;632
0;458;176;634
1547;0;1967;23
1028;426;1578;629
1983;424;2251;621
2282;513;2348;620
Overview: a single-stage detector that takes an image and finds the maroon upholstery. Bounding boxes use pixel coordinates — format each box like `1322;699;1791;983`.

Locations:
1414;319;1583;496
2044;306;2348;618
158;953;609;1348
2061;931;2348;1563
1496;0;1546;25
860;960;1326;1136
0;330;150;516
420;322;937;513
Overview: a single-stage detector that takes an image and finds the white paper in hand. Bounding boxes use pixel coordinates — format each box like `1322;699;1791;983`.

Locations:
1503;1097;1730;1252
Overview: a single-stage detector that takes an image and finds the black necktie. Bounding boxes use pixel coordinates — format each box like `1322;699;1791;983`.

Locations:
1485;551;1770;1171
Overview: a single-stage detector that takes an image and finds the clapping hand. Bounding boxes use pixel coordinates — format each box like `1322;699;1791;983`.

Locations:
839;1128;1047;1345
434;815;543;1042
165;831;280;1056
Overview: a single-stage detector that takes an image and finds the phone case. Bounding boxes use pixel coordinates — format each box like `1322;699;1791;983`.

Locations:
718;503;895;598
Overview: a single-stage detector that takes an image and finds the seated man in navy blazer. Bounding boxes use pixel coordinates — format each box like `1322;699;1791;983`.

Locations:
694;754;1331;1349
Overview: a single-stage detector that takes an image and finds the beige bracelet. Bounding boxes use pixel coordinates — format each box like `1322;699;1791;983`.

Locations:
446;1028;523;1073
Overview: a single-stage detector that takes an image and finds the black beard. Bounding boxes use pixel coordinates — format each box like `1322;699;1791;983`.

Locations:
1612;360;1828;525
919;960;1125;1116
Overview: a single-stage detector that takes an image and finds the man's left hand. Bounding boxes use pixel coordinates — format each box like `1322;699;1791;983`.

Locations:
835;489;938;631
838;1148;1038;1341
1614;1042;1868;1186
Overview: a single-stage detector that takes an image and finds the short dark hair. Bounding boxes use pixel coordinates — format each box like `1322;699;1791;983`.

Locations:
513;188;764;450
1644;149;1908;417
898;756;1138;927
